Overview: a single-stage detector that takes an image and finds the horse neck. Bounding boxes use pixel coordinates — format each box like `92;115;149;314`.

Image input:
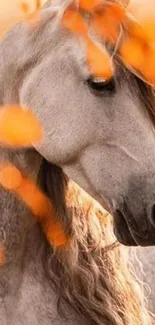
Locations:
0;147;42;180
0;147;44;282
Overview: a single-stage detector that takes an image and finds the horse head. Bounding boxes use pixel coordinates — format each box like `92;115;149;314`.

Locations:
1;0;155;246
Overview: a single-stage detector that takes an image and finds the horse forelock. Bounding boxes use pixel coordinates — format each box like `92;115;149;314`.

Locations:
133;77;155;128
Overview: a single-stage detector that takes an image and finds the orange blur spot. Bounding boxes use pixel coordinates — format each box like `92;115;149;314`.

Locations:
92;13;119;43
142;20;155;42
78;0;103;12
0;105;43;147
46;222;68;248
120;13;155;85
63;9;88;35
36;0;42;10
139;48;155;84
0;0;45;39
0;244;4;266
120;38;145;70
124;17;149;44
105;2;126;22
128;0;155;42
86;38;113;79
0;163;68;248
92;3;125;42
21;2;29;14
63;8;113;80
0;165;22;190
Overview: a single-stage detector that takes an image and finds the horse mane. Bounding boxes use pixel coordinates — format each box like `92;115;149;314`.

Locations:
37;159;151;325
133;76;155;127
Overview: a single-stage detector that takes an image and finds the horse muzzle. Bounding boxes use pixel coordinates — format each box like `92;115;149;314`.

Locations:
112;197;155;246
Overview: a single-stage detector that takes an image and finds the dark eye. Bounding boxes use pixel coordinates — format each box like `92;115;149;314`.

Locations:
87;77;116;94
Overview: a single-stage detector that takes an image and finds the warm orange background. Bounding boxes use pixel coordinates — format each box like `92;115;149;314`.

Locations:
128;0;155;40
0;0;46;38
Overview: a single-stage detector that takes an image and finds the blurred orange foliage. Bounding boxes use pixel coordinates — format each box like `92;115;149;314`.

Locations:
63;0;155;86
0;0;155;84
0;105;42;147
0;0;46;38
0;163;68;247
63;8;113;79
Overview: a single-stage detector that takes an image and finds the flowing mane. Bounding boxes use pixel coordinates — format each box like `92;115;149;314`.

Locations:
36;159;151;325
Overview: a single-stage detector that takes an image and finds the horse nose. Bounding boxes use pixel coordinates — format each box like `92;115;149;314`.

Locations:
150;203;155;226
113;196;155;246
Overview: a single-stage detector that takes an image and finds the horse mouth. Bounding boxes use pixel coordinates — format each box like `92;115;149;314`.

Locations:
113;207;155;246
113;209;138;246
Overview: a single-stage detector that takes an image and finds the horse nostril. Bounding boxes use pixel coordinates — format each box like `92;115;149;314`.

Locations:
114;209;130;236
115;209;125;226
113;208;137;245
151;203;155;226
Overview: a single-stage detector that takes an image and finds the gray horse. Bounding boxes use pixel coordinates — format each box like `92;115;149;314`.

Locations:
2;0;155;246
0;0;155;324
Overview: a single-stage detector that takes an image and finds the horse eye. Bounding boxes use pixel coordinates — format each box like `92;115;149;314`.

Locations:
87;77;116;93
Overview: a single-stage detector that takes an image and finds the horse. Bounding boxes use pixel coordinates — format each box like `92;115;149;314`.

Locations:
0;149;152;325
1;0;155;246
0;1;154;324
